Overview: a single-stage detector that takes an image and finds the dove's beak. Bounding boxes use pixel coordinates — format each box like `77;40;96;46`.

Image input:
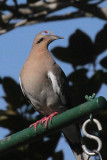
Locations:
48;35;64;39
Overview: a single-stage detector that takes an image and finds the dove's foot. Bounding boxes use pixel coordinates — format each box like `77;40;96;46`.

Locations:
30;112;58;131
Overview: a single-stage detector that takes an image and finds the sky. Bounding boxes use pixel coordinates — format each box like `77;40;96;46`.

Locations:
0;1;107;160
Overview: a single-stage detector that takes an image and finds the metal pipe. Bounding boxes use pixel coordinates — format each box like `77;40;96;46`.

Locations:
0;96;107;156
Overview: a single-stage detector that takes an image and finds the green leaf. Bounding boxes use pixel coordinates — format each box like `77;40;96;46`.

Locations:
1;77;29;110
53;151;64;160
52;29;94;68
95;24;107;54
100;57;107;69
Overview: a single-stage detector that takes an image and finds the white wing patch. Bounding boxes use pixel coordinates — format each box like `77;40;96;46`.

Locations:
48;71;66;105
19;76;25;96
48;71;60;94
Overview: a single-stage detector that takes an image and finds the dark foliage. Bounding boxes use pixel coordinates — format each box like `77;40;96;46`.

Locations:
52;25;107;160
0;0;107;160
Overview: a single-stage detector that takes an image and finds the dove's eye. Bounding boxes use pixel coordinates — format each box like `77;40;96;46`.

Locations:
41;31;51;35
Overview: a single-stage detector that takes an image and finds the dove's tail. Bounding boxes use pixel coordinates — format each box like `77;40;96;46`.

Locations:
62;124;91;160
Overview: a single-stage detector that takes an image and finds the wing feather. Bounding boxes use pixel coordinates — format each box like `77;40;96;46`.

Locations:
47;64;70;106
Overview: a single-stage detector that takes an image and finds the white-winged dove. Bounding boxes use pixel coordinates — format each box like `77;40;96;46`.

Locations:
19;31;89;160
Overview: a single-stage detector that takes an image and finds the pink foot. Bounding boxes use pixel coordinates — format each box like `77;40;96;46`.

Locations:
30;112;58;131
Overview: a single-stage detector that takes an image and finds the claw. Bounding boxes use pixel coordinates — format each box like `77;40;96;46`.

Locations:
29;112;58;131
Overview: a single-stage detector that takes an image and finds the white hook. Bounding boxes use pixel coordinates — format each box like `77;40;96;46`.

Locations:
82;119;102;156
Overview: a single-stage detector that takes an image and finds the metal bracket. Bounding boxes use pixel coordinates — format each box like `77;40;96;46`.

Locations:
85;93;96;101
82;118;102;156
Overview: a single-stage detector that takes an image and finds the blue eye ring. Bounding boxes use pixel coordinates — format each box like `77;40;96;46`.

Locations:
41;31;51;35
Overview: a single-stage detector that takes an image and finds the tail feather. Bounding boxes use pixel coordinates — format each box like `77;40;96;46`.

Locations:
62;124;91;160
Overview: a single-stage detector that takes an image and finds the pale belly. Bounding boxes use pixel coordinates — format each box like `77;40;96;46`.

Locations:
22;73;65;115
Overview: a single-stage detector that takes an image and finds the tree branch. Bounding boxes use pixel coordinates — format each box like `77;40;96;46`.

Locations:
0;0;107;35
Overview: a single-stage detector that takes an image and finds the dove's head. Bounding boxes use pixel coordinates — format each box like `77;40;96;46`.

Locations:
32;31;64;48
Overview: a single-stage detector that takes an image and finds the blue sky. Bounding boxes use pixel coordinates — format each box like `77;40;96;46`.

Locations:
0;1;107;160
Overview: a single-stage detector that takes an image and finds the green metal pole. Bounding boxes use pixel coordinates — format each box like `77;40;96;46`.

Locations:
0;96;107;156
